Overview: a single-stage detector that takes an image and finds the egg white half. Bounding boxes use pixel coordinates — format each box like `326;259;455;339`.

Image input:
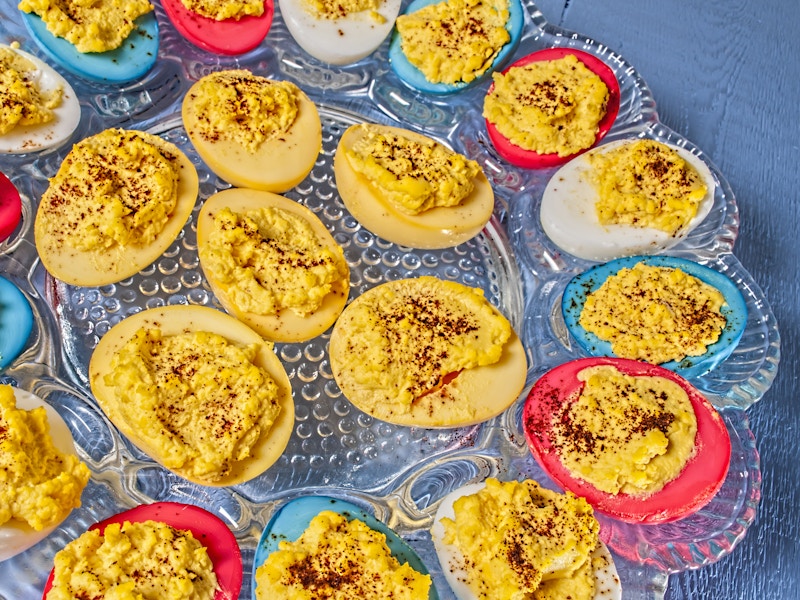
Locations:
431;482;622;600
279;0;401;65
0;45;80;155
540;139;716;262
0;388;82;561
88;305;295;487
196;188;350;343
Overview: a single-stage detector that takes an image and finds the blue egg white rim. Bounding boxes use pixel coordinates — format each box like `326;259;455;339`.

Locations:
251;495;439;600
561;255;749;378
20;11;159;84
0;275;34;371
387;0;524;95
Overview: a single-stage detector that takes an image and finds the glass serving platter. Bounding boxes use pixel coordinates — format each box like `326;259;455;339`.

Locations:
0;0;778;598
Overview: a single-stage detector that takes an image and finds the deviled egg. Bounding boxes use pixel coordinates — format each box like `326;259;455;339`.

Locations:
0;44;80;155
484;48;620;169
540;138;716;261
182;69;321;192
279;0;402;65
334;122;495;249
161;0;274;55
196;188;350;342
562;255;748;378
328;276;527;428
34;128;199;287
42;502;243;600
0;386;90;562
88;305;295;487
431;478;621;600
388;0;524;94
523;357;731;523
19;1;159;84
252;495;436;599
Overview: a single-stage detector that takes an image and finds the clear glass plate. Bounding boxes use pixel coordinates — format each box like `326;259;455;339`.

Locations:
0;0;777;598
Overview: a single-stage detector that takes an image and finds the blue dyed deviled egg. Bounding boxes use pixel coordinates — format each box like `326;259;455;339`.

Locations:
561;255;748;378
252;496;438;599
388;0;524;95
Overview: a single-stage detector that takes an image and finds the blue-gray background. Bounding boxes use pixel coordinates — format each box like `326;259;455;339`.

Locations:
533;0;798;597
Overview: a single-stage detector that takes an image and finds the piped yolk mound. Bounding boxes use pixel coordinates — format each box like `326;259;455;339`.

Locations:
103;328;282;483
34;127;198;287
41;129;178;252
200;204;348;317
329;276;526;427
580;262;727;365
484;53;609;156
254;510;431;599
0;46;62;135
590;139;709;235
47;520;219;600
0;385;89;532
18;0;153;53
185;71;299;154
441;478;601;600
180;0;264;20
395;0;510;85
182;70;321;192
304;0;383;19
345;123;482;215
552;365;698;496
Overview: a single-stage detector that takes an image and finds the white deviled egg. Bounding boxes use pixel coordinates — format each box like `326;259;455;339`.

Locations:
0;44;80;154
432;478;622;600
279;0;402;65
540;138;716;261
0;386;90;561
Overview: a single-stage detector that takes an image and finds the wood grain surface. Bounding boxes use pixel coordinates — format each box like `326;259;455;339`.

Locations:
534;0;800;598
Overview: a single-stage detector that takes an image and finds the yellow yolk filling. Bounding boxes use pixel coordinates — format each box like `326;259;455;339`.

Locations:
344;124;482;215
580;262;727;365
590;139;708;235
186;71;300;154
484;53;609;156
0;385;90;531
104;328;281;483
551;365;698;496
18;0;153;53
37;128;180;253
199;205;349;317
255;511;431;599
304;0;384;20
47;520;219;600
180;0;264;20
441;478;600;599
395;0;510;85
0;46;62;135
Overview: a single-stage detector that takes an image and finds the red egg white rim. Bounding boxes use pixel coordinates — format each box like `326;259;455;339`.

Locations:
42;502;243;599
485;47;621;169
161;0;274;55
0;171;22;242
522;357;731;524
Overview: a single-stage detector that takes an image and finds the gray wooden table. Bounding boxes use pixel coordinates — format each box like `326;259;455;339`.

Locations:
532;0;799;597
